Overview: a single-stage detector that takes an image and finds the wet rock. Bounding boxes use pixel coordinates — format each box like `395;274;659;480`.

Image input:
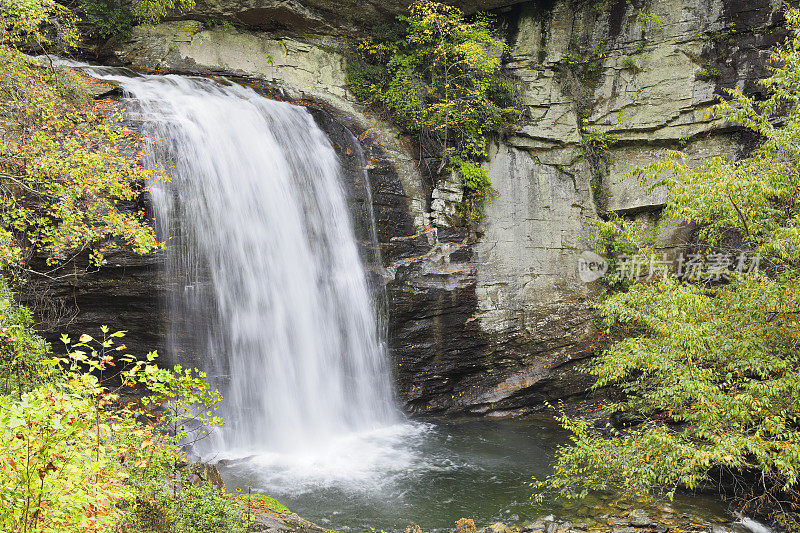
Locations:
250;514;294;533
521;521;546;533
486;523;512;533
607;517;631;528
628;509;655;528
187;462;225;490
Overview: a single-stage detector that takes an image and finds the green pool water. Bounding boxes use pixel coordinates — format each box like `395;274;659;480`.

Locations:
216;417;731;533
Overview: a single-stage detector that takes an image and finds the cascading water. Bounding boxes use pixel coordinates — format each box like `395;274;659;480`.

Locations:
40;60;430;489
105;73;401;453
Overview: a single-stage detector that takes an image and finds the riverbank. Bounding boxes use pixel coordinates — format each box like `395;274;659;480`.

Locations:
242;492;765;533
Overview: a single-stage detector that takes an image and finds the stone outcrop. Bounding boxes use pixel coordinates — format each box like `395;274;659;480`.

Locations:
390;0;783;416
185;0;528;33
33;0;786;416
483;503;744;533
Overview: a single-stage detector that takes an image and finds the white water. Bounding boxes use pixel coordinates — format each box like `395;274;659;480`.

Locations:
66;66;413;469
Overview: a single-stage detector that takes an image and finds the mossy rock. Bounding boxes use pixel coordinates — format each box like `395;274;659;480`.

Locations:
240;493;291;514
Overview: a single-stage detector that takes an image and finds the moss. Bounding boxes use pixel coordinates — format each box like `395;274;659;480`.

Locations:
694;67;720;81
202;18;235;31
562;43;607;87
635;12;665;33
621;56;638;72
241;493;291;514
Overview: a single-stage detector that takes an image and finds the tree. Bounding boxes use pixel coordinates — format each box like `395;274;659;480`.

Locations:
0;47;164;276
346;0;519;221
0;0;79;49
0;0;206;278
535;8;800;528
79;0;196;41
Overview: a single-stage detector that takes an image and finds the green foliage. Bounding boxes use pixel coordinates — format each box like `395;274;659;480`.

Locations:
131;0;195;25
580;127;617;213
58;327;224;449
621;56;638;72
79;0;134;40
695;67;721;81
0;281;50;397
202;17;235;31
562;42;608;87
589;217;648;290
635;12;665;33
536;8;800;525
240;493;291;514
175;484;248;533
346;0;519;221
0;0;202;273
535;276;800;497
0;46;164;272
0;282;239;533
449;155;496;221
0;0;195;45
580;127;616;161
711;26;738;44
0;0;79;49
0;380;132;531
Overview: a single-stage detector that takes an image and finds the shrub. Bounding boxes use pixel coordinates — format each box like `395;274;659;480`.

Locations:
635;12;665;33
346;0;519;221
0;305;229;532
0;281;50;397
621;56;638;71
695;67;721;81
176;484;249;533
79;0;135;40
0;382;133;532
0;46;164;272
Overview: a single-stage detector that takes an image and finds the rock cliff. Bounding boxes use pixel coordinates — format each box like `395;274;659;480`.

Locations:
33;0;785;416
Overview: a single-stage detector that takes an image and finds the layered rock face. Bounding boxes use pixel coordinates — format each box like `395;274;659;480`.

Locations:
35;0;783;416
187;0;524;32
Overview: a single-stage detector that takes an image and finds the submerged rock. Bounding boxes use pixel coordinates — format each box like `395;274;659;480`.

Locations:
627;509;655;528
486;523;512;533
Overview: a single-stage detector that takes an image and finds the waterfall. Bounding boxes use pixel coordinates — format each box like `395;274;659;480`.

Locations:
75;69;401;453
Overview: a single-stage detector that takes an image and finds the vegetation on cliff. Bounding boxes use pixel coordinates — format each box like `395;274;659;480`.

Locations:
0;2;261;531
0;0;165;278
536;8;800;528
79;0;195;41
346;0;519;221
